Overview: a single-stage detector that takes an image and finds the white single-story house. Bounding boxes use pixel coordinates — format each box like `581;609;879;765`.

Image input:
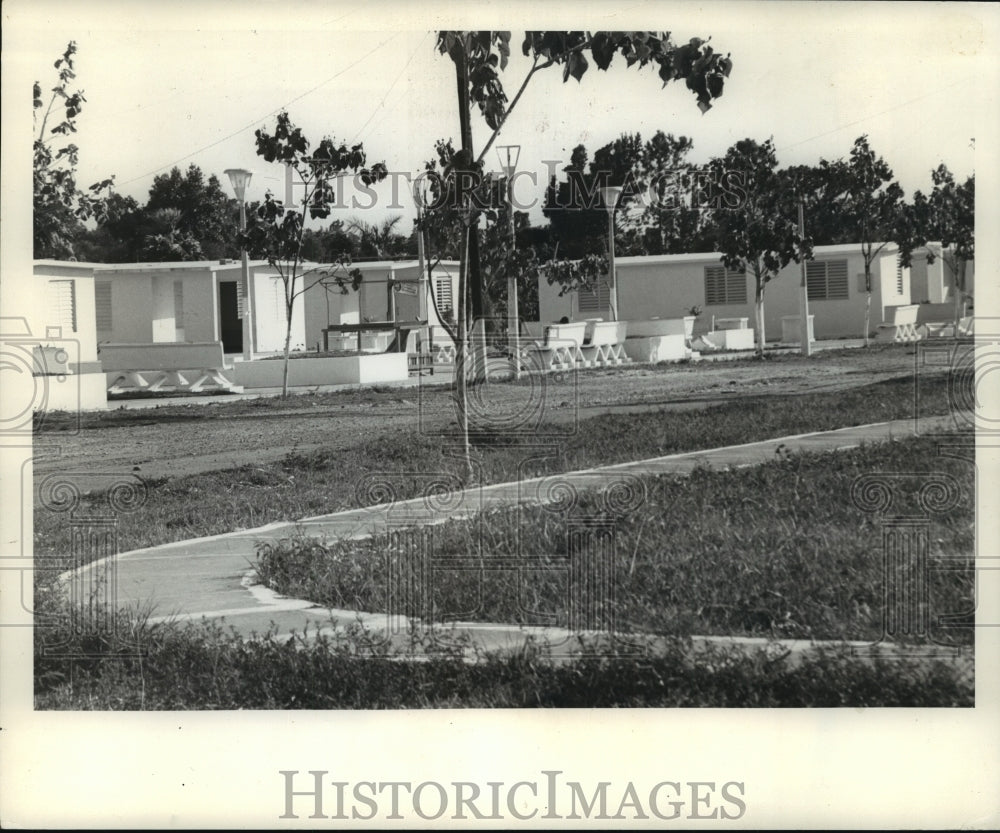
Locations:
537;243;918;341
31;261;107;410
83;259;305;356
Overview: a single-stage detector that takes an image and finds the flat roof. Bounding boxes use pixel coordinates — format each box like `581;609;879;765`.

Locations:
617;242;900;267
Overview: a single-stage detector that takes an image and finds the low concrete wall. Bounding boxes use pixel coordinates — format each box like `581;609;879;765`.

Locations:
697;328;755;351
627;318;695;338
623;334;688;364
231;353;409;388
99;342;226;372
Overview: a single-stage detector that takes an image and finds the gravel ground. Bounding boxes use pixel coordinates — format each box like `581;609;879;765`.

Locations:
32;346;922;487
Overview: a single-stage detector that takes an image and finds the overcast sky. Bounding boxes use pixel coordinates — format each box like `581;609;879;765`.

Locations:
6;0;992;233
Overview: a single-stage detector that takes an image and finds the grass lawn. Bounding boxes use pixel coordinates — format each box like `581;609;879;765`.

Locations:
256;433;975;646
34;374;959;560
34;601;972;709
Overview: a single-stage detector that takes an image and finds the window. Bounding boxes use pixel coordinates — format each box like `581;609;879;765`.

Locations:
173;280;184;328
47;280;76;332
434;276;453;316
704;265;746;305
578;281;611;313
95;281;112;331
806;260;849;301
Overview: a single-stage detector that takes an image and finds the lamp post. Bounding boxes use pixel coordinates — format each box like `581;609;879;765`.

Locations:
599;185;624;321
797;197;812;357
225;168;254;362
496;144;521;378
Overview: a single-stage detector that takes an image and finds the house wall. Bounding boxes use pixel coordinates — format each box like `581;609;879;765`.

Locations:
150;274;176;342
103;273;154;343
178;270;217;342
537;247;910;341
253;273;306;354
32;263;106;410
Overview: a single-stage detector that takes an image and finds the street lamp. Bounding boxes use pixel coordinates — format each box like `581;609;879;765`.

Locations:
496;144;521;378
599;185;624;321
225;168;254;362
797;197;812;357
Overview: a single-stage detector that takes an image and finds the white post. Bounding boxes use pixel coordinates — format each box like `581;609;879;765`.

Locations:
600;185;624;322
798;198;812;356
225;168;255;362
240;204;254;362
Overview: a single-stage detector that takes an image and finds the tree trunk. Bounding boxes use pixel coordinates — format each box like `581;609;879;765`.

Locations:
754;282;766;359
281;310;292;399
455;228;472;481
953;257;966;339
454;45;487;386
863;288;872;348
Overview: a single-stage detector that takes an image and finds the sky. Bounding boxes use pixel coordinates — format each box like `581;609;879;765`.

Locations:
5;0;993;235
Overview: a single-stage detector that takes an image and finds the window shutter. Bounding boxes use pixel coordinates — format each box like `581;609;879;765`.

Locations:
434;276;453;315
827;260;848;299
806;261;826;301
896;259;904;295
578;282;610;313
808;260;848;300
95;281;112;331
725;269;747;303
704;266;726;305
236;279;245;318
47;280;77;333
705;266;746;305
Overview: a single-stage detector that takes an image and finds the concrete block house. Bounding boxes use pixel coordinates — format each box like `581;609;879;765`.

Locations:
537;243;915;342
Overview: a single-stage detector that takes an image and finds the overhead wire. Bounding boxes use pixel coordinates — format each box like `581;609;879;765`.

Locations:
117;31;404;187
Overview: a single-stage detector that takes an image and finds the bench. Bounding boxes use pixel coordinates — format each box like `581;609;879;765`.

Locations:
98;342;241;394
523;321;587;372
579;321;630;367
876;304;920;343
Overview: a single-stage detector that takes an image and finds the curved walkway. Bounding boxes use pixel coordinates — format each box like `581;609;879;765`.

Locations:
62;414;968;663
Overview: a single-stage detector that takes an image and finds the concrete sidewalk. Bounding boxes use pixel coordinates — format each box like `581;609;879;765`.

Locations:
64;414;963;653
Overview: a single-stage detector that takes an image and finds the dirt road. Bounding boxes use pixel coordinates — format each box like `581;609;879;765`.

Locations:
33;347;922;486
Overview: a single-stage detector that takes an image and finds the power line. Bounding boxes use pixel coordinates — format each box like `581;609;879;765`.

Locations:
777;80;965;153
352;32;429;142
118;31;403;187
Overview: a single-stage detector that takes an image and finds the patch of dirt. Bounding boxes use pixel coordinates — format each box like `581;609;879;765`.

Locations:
32;347;922;489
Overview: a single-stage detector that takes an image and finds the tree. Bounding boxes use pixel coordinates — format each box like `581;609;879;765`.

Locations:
837;136;905;346
33;41;113;258
542;144;610;259
710;138;810;358
240;112;388;398
434;30;732;475
346;215;407;259
923;165;974;333
300;221;357;263
145;164;240;260
436;30;732;323
136;208;205;261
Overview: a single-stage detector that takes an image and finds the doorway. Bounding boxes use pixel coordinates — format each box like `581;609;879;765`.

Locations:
218;282;243;353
